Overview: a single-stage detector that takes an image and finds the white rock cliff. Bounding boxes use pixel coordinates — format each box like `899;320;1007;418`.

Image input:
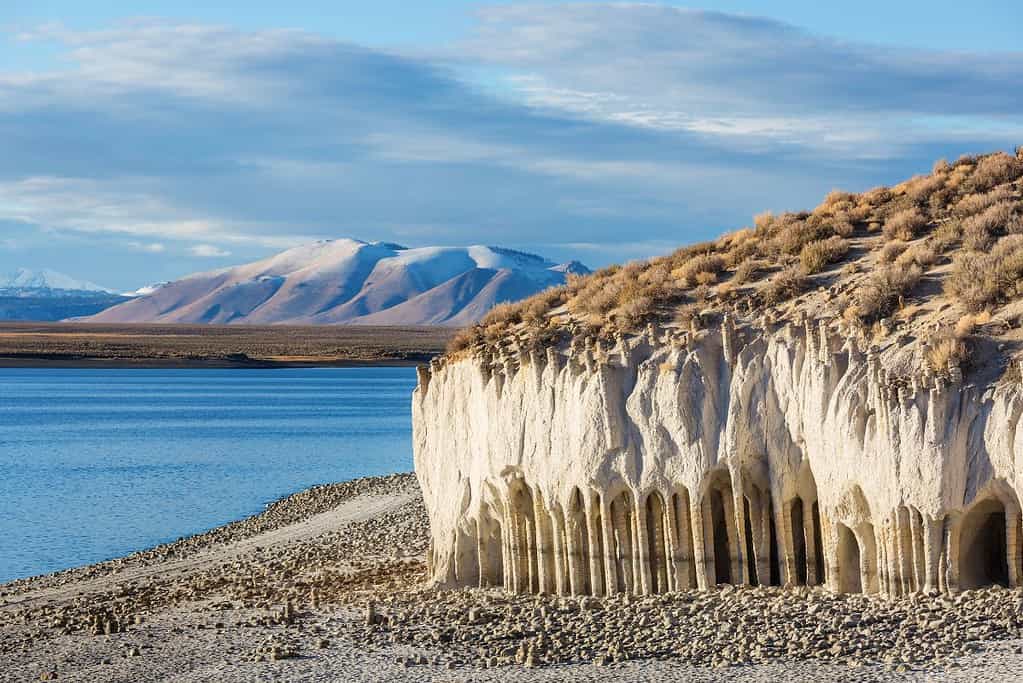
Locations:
413;316;1023;598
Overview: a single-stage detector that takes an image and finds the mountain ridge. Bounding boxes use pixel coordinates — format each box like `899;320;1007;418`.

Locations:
84;239;588;326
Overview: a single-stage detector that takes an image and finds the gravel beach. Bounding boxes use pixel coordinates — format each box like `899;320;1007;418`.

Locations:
4;473;1023;682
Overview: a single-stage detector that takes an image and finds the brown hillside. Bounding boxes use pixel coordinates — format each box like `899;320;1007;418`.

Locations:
449;148;1023;382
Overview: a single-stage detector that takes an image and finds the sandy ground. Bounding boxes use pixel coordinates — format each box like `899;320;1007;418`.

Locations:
4;475;1023;683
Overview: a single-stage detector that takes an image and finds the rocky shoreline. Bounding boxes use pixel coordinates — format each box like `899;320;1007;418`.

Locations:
4;473;1023;682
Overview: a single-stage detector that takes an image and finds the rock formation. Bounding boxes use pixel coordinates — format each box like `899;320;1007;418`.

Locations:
413;312;1023;598
413;149;1023;599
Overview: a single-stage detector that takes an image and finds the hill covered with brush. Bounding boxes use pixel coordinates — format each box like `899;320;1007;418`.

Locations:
451;149;1023;383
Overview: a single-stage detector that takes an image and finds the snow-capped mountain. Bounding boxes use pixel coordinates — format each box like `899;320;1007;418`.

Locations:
84;240;590;326
0;268;115;294
0;268;129;321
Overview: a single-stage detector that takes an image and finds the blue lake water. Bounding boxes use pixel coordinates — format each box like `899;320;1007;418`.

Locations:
0;367;417;583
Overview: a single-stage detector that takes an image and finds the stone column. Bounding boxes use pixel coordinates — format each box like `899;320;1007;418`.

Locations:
533;497;553;594
1006;508;1021;589
635;492;653;595
944;516;961;593
587;494;605;597
601;497;619;595
612;500;634;593
551;508;567;596
924;515;944;593
732;487;750;585
690;497;710;590
476;519;490;588
896;507;914;594
803;499;819;586
824;521;841;593
910;510;925;592
566;516;582;595
776;499;796;586
724;490;742;586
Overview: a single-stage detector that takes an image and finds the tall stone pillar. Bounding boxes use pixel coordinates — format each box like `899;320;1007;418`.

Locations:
803;499;819;586
587;494;606;596
924;515;944;593
690;497;709;590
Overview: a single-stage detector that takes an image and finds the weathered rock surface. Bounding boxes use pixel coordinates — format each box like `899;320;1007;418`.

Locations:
414;316;1023;599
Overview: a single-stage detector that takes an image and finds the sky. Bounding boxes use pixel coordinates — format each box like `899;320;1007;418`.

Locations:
1;1;1021;290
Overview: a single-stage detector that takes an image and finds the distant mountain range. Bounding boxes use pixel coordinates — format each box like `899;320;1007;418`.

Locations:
82;240;589;326
0;268;130;322
0;268;115;294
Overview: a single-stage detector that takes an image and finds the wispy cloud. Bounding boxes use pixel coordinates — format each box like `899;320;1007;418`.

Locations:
463;5;1023;156
0;10;1019;273
127;241;166;253
190;244;231;257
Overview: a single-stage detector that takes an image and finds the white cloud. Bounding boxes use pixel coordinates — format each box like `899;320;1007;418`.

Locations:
127;241;166;253
190;244;231;257
0;12;1019;270
463;6;1023;156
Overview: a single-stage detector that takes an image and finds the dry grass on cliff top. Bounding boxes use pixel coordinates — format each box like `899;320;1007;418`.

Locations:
449;149;1023;380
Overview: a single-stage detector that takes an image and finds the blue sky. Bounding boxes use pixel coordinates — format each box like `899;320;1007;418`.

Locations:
1;1;1021;290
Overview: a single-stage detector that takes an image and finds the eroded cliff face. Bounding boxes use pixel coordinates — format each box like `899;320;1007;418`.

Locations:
412;316;1023;598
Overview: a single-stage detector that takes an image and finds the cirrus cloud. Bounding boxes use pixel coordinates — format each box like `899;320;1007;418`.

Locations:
0;8;1019;280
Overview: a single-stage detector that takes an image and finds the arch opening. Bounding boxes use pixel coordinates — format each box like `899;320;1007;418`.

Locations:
743;497;759;586
811;502;824;584
959;498;1009;590
768;499;781;586
710;488;731;585
791;497;807;585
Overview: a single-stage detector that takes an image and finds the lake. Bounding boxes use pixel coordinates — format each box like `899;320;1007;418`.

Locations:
0;367;417;583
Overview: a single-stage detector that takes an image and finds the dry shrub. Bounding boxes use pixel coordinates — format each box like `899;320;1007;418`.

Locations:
521;287;565;326
867;221;882;233
483;301;523;326
446;325;480;354
733;258;761;284
799;236;849;274
932;158;951;174
929;220;963;253
883;207;928;241
945;234;1023;311
753;211;775;233
854;264;923;324
953;186;1014;218
963;152;1023;193
905;174;946;203
927;186;957;215
611;295;655;329
831;217;856;237
760;267;808;306
946;162;975;191
954;310;992;338
770;215;830;255
674;253;725;286
880;241;908;264
724;238;760;267
895;242;938;269
861;186;893;207
961;201;1021;252
925;333;969;374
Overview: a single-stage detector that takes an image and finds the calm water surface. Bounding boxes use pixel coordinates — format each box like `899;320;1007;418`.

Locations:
0;367;416;583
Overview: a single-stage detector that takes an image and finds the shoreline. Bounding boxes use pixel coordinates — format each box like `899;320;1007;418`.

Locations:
5;475;1023;682
0;321;452;370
